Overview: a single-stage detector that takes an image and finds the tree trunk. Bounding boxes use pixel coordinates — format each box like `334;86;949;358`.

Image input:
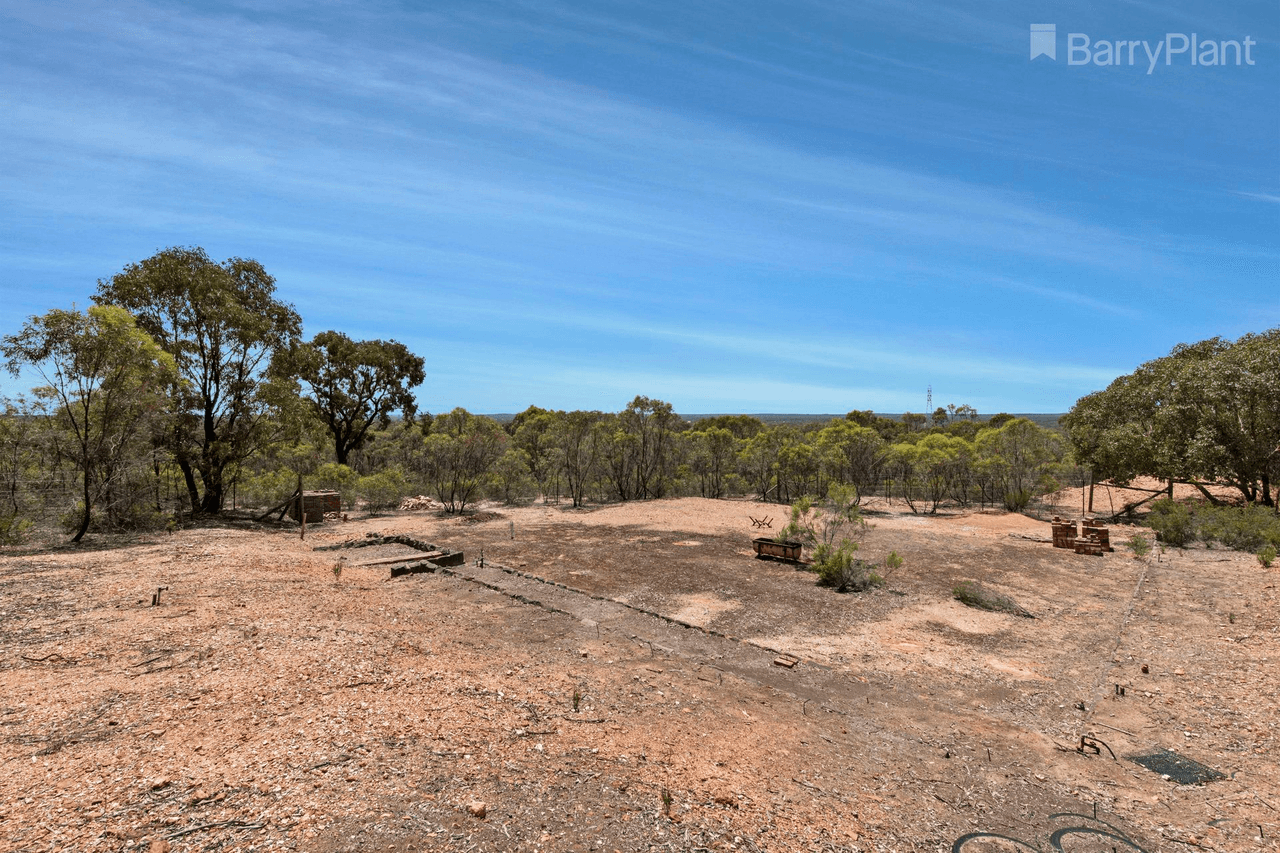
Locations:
178;459;201;514
1187;481;1224;506
199;467;223;514
71;468;92;543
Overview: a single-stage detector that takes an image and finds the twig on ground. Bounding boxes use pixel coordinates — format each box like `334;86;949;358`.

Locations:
21;652;75;663
166;820;265;840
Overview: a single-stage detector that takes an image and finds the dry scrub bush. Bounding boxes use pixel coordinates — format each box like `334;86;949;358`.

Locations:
953;581;1033;618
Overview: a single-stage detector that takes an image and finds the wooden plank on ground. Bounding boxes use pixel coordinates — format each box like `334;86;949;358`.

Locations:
354;552;444;567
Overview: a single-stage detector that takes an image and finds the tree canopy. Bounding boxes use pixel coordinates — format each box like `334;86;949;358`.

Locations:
94;247;301;513
25;248;1278;541
280;331;425;465
1063;329;1279;506
2;306;176;541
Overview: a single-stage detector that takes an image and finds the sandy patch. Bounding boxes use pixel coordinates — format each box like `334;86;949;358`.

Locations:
669;592;739;626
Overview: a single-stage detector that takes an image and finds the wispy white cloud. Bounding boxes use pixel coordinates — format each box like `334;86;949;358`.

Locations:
985;276;1142;318
0;0;1271;412
382;288;1124;392
0;0;1193;279
1234;191;1280;204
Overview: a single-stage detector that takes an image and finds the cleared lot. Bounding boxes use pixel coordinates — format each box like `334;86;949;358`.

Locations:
2;497;1276;851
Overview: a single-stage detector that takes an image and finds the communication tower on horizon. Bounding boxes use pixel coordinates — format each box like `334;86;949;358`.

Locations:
927;385;932;413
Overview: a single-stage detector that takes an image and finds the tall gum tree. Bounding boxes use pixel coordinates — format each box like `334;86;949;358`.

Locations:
94;247;301;514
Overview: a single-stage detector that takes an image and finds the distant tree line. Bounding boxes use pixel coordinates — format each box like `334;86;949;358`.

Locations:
5;247;1272;544
223;397;1068;520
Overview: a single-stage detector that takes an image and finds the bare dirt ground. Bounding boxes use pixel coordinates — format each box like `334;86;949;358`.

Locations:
1040;477;1245;520
2;497;1277;852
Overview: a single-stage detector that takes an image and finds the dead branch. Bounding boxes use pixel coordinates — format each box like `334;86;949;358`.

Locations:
21;652;75;664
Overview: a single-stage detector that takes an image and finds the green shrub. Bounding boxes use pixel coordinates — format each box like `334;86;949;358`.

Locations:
0;514;32;545
1259;545;1277;569
357;468;410;514
58;504;86;536
1144;500;1280;553
60;500;168;536
1197;504;1280;552
780;486;889;593
812;544;883;593
237;468;296;509
311;463;360;509
1002;488;1031;513
1146;498;1194;547
102;504;169;533
1126;534;1152;560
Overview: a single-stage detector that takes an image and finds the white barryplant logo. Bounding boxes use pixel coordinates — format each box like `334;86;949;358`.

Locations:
1029;23;1258;73
1030;24;1056;60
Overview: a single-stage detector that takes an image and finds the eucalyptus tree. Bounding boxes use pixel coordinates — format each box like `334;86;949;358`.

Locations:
95;247;301;513
421;408;506;512
2;306;176;541
687;426;738;498
551;409;604;508
510;406;561;500
1064;329;1279;506
975;418;1064;511
815;420;885;504
0;402;37;543
618;396;680;499
280;331;424;465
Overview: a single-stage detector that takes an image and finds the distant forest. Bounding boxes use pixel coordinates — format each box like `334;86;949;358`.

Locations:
487;413;1066;429
2;248;1275;544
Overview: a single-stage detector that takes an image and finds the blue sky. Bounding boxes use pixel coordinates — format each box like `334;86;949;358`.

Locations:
2;1;1276;415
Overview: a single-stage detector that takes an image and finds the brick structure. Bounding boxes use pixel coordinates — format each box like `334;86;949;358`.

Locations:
1081;522;1113;552
288;490;341;524
1051;516;1078;549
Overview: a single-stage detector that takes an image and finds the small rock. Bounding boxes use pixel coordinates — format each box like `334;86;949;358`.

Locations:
149;840;171;853
467;801;487;818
